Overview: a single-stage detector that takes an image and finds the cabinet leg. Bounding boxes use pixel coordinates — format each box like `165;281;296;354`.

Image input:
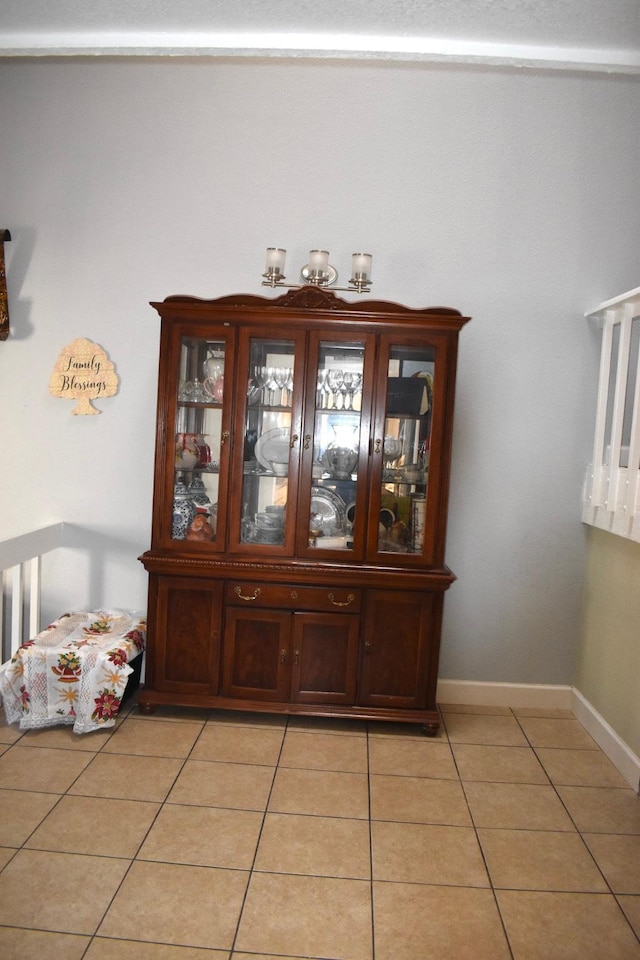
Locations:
421;721;440;737
138;702;157;716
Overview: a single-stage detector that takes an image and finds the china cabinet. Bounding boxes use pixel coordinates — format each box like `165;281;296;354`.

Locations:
139;286;469;733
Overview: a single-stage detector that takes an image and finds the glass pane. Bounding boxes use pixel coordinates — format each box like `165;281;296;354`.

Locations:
309;341;365;551
173;337;227;541
378;344;435;555
241;339;296;546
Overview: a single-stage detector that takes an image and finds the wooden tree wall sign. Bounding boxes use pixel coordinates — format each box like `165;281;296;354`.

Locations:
49;338;119;415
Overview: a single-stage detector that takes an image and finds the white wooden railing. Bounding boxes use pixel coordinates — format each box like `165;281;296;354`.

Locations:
0;523;65;662
583;286;640;541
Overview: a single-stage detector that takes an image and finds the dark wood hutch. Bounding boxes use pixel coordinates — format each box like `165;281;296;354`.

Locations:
139;286;469;734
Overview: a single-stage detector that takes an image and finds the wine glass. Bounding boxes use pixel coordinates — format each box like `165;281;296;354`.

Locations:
341;372;354;410
383;436;403;478
274;367;288;406
316;369;329;409
327;369;344;409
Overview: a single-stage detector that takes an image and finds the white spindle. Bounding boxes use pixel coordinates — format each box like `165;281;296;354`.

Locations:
590;311;615;507
10;564;23;657
29;555;41;638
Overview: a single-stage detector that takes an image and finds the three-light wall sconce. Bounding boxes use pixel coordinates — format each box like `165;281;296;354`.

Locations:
262;248;373;294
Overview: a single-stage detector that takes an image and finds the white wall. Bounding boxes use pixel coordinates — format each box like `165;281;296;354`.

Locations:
1;59;639;683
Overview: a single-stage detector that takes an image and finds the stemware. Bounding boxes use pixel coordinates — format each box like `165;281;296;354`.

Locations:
341;371;354;410
274;367;289;406
316;369;328;409
383;436;403;479
284;368;294;406
326;369;344;409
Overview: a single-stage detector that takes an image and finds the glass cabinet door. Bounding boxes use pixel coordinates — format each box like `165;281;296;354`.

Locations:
370;340;436;561
230;335;300;553
297;333;373;558
172;334;231;544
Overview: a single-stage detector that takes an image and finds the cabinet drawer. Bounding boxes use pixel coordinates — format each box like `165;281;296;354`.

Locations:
226;581;362;614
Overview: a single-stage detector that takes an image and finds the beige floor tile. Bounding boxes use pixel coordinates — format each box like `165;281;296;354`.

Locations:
617;895;640;938
443;713;529;746
287;715;367;735
101;717;204;758
0;849;130;934
439;702;513;716
584;833;640;893
16;724;115;751
134;704;211;723
479;828;608;892
370;774;472;825
497;890;640;960
518;716;599;750
0;926;89;960
0;788;60;846
232;955;311;960
557;785;640;834
0;845;16;868
86;940;227;959
279;730;368;772
24;794;160;857
268;767;369;818
536;747;630;787
68;752;183;801
235;872;372;960
0;717;23;744
373;881;511;960
138;803;262;868
0;744;93;792
206;709;287;728
168;759;275;810
464;781;576;831
368;719;447;740
371;821;489;886
512;707;575;719
254;812;371;878
368;737;458;778
190;723;284;765
99;860;249;949
453;743;549;784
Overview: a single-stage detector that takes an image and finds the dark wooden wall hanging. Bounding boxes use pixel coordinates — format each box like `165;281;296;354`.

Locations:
0;229;11;341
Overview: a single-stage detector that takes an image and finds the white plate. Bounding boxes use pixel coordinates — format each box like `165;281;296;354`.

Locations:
255;427;290;472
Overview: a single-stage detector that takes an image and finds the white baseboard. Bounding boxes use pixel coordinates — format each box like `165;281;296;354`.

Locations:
571;688;640;792
436;679;573;710
436;678;640;792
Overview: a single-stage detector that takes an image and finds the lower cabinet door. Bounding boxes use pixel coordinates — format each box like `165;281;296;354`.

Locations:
358;590;434;709
222;607;291;701
290;612;359;704
153;577;223;695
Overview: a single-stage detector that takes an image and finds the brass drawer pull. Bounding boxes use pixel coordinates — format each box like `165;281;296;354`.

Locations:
234;586;262;602
328;592;355;607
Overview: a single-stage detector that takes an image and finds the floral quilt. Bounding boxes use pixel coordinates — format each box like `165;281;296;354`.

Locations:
0;610;145;734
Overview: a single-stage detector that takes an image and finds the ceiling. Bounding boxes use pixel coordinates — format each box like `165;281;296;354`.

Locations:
1;0;640;74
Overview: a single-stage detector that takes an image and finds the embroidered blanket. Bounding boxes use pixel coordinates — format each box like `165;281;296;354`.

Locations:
0;610;145;734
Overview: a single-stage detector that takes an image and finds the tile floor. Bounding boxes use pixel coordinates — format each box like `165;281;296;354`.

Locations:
0;700;639;960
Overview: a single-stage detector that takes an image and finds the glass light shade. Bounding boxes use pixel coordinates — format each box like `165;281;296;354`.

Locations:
265;247;286;275
351;253;372;281
309;249;330;275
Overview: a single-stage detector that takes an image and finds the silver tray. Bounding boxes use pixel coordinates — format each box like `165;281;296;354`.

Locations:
309;486;346;536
